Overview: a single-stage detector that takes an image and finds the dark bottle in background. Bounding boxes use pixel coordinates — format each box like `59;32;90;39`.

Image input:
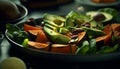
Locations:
20;0;74;9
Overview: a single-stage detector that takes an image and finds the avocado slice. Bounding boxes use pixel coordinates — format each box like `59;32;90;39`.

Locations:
65;11;97;28
43;13;65;28
98;8;119;18
66;11;80;19
65;17;75;27
44;26;71;44
44;23;58;32
43;13;66;21
59;27;70;34
82;27;105;37
86;11;113;22
44;19;64;28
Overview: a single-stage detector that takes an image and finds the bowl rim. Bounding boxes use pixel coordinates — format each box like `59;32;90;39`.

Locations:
0;4;28;23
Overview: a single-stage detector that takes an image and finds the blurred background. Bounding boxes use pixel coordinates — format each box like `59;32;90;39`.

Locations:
1;0;120;69
8;0;77;19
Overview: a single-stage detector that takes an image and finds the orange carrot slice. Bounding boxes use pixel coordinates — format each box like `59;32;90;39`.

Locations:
24;24;42;32
28;41;49;50
96;24;112;45
28;30;41;36
35;30;49;43
111;23;120;37
50;44;77;54
77;31;87;44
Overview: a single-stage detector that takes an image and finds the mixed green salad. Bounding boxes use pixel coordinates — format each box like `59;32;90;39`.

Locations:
6;8;120;55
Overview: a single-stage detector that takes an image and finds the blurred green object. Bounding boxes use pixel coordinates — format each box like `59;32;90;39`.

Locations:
76;40;90;55
98;8;119;18
0;32;4;56
0;57;27;69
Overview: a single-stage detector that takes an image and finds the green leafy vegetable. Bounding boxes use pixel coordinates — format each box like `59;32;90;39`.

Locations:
76;41;90;54
96;44;119;54
89;39;97;54
6;24;29;45
6;24;20;34
98;8;119;18
82;27;105;38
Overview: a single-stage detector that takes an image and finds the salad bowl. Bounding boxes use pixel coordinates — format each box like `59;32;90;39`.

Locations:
5;9;120;69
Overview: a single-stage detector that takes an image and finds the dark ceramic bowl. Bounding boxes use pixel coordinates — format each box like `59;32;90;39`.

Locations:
0;4;28;23
0;4;28;33
5;19;120;69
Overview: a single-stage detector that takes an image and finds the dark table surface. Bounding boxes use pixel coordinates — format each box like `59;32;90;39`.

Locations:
1;0;120;69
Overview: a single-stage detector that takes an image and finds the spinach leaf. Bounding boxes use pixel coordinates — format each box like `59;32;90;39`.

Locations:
96;44;119;54
76;40;90;55
89;39;97;54
6;24;29;45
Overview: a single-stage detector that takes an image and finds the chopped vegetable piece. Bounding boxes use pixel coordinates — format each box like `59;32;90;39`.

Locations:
96;44;119;54
98;8;119;18
59;27;70;34
35;30;49;43
76;41;90;54
82;27;105;37
6;24;20;34
28;30;41;36
111;23;120;37
96;24;112;45
86;11;113;22
44;26;71;44
51;44;77;54
89;39;97;54
22;38;29;47
77;31;88;45
28;41;49;50
24;24;42;32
